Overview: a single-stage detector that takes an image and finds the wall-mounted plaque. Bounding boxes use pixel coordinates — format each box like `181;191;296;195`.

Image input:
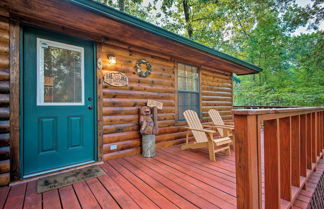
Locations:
104;71;128;87
147;99;163;110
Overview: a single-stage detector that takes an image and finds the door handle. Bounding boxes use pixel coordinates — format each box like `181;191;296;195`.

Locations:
88;105;93;110
88;97;93;101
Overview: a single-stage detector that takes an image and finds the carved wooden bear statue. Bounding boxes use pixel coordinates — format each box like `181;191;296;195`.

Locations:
139;106;158;135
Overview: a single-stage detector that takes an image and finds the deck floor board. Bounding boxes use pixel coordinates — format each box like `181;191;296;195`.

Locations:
73;181;101;209
131;155;235;208
42;188;62;209
2;145;323;209
4;183;26;209
58;185;81;209
115;158;197;209
97;171;141;209
0;185;10;208
108;160;178;209
101;163;160;209
86;177;120;209
24;181;42;209
126;156;219;208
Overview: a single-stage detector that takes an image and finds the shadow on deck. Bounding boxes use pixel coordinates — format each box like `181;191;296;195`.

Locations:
0;145;323;209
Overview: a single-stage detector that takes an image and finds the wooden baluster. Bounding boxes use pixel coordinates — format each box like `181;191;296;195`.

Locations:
311;112;316;163
234;114;261;209
320;112;322;156
306;113;312;170
320;111;323;156
316;112;320;157
291;115;300;187
279;117;292;201
319;112;321;154
322;111;324;153
264;119;280;209
321;112;324;154
300;114;307;177
319;112;322;154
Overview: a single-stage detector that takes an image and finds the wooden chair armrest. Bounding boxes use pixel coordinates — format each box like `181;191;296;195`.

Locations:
203;122;214;125
185;127;216;134
212;125;234;130
202;124;215;128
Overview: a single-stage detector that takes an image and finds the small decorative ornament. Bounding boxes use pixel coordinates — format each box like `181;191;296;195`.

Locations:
97;58;102;70
135;59;152;77
104;71;128;87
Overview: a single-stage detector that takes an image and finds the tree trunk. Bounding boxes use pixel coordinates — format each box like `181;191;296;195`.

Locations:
182;0;193;38
118;0;125;11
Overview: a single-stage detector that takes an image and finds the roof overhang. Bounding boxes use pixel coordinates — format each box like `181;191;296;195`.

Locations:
69;0;263;74
2;0;263;75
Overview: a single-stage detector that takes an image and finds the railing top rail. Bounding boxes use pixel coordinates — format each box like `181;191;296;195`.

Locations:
233;106;324;115
234;105;299;108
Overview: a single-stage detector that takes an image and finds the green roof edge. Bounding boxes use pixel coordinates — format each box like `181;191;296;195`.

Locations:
69;0;263;73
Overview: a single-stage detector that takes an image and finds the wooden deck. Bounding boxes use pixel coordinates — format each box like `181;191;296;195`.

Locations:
0;145;323;209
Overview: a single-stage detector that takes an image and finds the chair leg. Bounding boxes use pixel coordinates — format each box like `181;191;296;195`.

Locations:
208;141;216;161
231;135;235;151
227;145;231;155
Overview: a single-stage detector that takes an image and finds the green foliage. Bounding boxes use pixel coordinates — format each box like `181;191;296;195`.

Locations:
93;0;324;106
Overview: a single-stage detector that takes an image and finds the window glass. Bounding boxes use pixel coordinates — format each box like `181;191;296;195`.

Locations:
177;63;199;120
37;38;84;105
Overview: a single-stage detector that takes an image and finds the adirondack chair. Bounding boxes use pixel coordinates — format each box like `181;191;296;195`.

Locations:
181;110;232;161
208;109;235;147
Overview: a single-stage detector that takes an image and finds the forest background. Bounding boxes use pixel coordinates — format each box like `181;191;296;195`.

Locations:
95;0;323;106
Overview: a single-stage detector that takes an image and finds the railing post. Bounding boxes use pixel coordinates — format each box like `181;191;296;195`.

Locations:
319;111;323;157
321;112;324;154
291;115;300;187
320;112;322;155
306;113;312;169
300;114;307;177
279;117;292;201
316;112;321;157
234;114;261;209
311;112;317;163
264;119;280;209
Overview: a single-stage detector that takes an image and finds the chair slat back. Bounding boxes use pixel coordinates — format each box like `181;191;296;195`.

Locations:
183;110;208;143
208;109;224;137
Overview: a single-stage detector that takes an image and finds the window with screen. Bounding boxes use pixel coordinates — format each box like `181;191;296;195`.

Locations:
177;63;200;120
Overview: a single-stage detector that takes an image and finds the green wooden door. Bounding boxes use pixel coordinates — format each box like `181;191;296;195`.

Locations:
22;27;96;177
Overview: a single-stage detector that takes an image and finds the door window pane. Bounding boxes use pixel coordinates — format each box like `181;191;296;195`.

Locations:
37;38;84;105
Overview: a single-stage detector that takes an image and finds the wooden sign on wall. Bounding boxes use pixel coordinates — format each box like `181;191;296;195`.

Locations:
147;100;163;110
104;71;128;87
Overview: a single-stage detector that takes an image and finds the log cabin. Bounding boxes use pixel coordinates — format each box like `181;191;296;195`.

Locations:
0;0;264;186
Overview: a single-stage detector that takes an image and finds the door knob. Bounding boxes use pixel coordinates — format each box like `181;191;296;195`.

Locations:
88;105;93;110
88;97;93;101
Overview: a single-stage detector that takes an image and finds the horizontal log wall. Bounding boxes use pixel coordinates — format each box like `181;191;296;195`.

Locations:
0;16;10;186
200;69;233;123
100;43;233;161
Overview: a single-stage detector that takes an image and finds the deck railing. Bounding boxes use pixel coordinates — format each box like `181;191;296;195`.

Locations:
234;105;300;109
233;107;324;209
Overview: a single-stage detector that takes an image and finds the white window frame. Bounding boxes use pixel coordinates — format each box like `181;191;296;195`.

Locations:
36;38;85;106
